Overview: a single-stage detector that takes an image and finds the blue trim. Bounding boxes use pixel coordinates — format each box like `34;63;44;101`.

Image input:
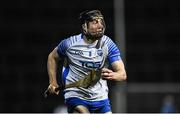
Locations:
65;97;111;113
108;55;121;64
81;33;84;39
62;66;69;85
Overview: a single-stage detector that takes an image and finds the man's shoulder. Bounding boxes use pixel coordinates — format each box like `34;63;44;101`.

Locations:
65;33;82;41
101;35;112;44
60;33;82;47
102;35;111;41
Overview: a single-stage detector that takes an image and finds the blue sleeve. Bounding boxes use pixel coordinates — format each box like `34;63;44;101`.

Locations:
57;35;81;57
106;37;122;64
57;39;68;57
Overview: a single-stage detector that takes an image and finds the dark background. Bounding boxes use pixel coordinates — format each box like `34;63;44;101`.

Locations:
126;0;180;83
0;0;180;112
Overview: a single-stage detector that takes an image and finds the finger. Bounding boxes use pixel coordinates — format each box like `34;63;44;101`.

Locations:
102;76;112;80
101;68;113;73
48;85;54;93
101;68;108;72
101;72;109;76
102;72;114;79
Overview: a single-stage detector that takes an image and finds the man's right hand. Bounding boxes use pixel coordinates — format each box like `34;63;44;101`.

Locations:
46;84;60;95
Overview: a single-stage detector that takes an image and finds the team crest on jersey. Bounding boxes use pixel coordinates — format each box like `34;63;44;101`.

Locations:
97;49;103;56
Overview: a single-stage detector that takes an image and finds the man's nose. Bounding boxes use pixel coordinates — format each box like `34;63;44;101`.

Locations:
97;20;103;27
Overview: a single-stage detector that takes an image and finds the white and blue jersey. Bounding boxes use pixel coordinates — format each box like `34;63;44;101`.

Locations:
57;33;121;101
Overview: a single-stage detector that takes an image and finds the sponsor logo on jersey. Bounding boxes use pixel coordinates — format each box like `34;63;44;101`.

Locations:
79;61;101;68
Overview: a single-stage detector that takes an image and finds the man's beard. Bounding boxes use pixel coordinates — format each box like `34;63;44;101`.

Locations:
85;30;104;40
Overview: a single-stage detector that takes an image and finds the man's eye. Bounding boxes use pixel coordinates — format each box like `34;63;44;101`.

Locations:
94;21;98;24
93;20;99;24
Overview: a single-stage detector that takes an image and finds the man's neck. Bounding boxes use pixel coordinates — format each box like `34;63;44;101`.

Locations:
84;36;98;44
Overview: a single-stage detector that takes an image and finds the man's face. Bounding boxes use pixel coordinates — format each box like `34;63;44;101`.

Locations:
85;18;105;39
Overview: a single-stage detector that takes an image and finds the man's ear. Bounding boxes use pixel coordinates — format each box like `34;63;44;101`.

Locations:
82;23;87;33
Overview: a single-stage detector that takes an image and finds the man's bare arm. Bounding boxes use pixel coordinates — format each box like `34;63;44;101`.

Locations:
47;47;60;95
101;60;127;81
